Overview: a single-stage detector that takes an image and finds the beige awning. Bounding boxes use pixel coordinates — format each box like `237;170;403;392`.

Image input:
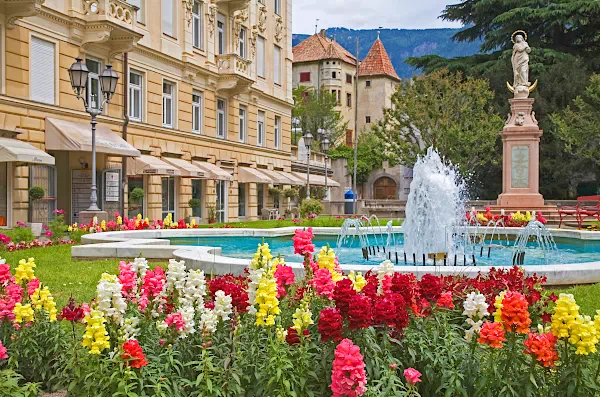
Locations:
259;169;302;185
45;118;140;157
238;167;273;184
192;161;233;181
293;172;340;187
127;155;180;176
162;158;205;178
0;137;54;165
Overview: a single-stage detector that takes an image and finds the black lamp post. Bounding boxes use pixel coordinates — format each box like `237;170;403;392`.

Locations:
68;57;119;212
303;131;313;199
321;136;330;199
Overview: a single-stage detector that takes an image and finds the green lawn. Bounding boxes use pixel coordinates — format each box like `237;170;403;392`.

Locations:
551;284;600;316
193;216;402;229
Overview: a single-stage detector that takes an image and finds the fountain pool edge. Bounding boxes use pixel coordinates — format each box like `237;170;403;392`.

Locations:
72;226;600;286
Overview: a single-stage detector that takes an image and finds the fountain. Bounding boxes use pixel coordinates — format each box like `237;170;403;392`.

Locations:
513;220;558;265
403;148;465;260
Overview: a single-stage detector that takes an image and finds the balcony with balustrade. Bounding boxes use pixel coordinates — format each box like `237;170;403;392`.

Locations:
214;0;250;12
215;54;254;95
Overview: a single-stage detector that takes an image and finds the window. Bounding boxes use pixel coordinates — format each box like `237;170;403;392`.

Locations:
192;91;202;133
239;27;246;58
191;179;202;217
332;71;337;79
274;0;281;15
273;46;281;85
332;90;340;104
217;98;226;138
30;37;55;104
85;58;102;110
238;183;246;217
216;180;227;222
346;73;352;84
274;116;281;149
257;37;265;78
346;130;353;146
192;1;202;48
366;80;371;87
128;0;144;23
346;93;352;107
257;110;265;146
129;71;143;121
162;0;174;36
365;116;371;124
161;176;176;219
238;105;247;142
299;72;311;82
162;81;174;128
217;14;225;55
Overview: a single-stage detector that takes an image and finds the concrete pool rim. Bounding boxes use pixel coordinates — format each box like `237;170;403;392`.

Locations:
73;226;600;286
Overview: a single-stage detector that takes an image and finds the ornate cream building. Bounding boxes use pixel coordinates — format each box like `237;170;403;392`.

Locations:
0;0;295;226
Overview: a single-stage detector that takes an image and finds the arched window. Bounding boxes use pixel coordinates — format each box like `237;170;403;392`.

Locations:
373;177;397;200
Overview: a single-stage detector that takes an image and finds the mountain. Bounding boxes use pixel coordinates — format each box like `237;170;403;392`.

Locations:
292;28;482;79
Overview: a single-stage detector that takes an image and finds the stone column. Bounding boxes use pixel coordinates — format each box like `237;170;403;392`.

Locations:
497;97;545;207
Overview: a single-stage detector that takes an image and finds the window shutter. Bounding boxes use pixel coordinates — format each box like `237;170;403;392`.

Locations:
30;38;55;104
273;46;281;85
162;0;173;36
257;38;265;77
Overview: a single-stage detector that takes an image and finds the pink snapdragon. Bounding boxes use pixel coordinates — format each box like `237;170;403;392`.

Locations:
292;228;315;256
330;338;367;397
118;262;138;298
404;368;422;386
138;267;166;310
312;268;335;299
27;278;40;296
274;264;295;298
164;312;185;332
0;263;11;284
0;340;7;360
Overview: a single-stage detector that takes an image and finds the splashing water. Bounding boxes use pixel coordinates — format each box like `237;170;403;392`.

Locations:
403;147;465;259
513;220;558;265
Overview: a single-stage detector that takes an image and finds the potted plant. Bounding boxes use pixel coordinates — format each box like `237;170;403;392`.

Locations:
283;187;299;211
207;204;217;224
28;186;46;237
129;187;144;216
188;198;202;224
268;187;282;209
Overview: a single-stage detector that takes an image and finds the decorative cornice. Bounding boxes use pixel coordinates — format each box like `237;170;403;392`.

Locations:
5;0;45;29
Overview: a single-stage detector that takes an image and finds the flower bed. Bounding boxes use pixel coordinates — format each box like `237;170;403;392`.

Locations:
467;207;547;227
2;229;600;396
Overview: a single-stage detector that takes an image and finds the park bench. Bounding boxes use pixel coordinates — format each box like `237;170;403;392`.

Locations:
558;195;600;229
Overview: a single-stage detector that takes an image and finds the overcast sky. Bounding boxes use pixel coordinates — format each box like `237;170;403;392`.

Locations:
292;0;462;34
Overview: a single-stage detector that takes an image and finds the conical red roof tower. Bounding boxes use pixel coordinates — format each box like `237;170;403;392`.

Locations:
358;38;400;81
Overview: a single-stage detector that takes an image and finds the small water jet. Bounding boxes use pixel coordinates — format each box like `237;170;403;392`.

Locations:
513;220;558;265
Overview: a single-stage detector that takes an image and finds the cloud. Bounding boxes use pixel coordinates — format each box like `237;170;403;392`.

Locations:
292;0;462;34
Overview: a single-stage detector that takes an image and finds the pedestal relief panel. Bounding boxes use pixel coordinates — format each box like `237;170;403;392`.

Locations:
511;145;529;188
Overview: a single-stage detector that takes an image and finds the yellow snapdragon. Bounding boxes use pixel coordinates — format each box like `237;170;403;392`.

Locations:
551;293;580;339
569;315;598;355
276;326;288;343
292;300;313;333
30;286;57;322
14;258;36;284
116;216;123;225
493;291;507;324
254;275;280;327
348;271;367;292
82;310;110;355
13;303;34;323
251;242;273;270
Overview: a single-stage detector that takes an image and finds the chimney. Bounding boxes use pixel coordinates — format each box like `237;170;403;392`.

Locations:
319;29;327;38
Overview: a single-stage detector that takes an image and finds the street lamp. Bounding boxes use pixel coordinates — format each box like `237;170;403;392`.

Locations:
68;57;119;212
320;136;330;200
303;131;313;199
292;117;300;145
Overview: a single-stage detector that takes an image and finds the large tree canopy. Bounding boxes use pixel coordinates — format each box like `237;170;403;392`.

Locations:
372;69;504;197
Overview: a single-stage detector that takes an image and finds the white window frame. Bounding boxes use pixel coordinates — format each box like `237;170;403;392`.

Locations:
162;81;175;128
85;58;103;110
192;0;202;49
257;37;265;78
217;14;226;55
238;182;247;218
274;0;281;15
239;27;246;58
257;110;265;147
273;45;281;85
216;98;227;138
238;105;247;142
161;176;177;220
192;90;203;134
274;115;281;149
128;0;144;23
162;0;175;37
30;36;56;105
128;70;143;121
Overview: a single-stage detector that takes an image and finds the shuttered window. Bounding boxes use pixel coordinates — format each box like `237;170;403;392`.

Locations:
30;38;55;104
257;37;265;78
273;46;281;85
162;0;174;36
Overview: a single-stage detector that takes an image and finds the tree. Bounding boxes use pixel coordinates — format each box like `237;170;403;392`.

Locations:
372;69;504;197
292;86;348;147
552;75;600;188
330;132;383;185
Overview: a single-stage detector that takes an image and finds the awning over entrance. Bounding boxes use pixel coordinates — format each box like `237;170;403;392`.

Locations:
238;167;273;184
162;158;205;178
292;172;341;187
260;169;304;186
127;155;181;176
0;137;54;165
192;161;233;181
45;118;141;157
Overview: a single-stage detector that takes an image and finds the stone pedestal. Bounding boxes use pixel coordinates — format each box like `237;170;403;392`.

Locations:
78;210;108;226
497;97;545;208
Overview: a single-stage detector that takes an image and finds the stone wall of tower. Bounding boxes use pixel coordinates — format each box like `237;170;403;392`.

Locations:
356;76;398;135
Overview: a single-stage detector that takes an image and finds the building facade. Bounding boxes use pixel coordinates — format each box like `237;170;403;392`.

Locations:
0;0;295;226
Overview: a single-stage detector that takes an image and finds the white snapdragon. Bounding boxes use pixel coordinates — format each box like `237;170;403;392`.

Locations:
246;267;266;314
120;316;140;341
96;273;127;321
376;260;395;295
200;308;219;333
462;291;489;341
214;290;233;321
179;305;196;338
131;257;149;280
181;270;206;307
166;259;187;295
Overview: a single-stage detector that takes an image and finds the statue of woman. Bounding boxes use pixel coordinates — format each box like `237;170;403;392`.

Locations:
512;34;531;87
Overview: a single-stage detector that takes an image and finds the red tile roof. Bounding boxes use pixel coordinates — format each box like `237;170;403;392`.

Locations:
293;32;357;65
358;39;400;81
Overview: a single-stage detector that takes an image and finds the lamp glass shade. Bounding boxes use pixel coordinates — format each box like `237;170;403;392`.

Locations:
100;64;119;101
321;137;330;153
292;117;300;127
303;132;313;149
68;57;89;95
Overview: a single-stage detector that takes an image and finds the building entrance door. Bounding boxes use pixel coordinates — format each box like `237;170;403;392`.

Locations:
216;180;227;223
373;177;397;200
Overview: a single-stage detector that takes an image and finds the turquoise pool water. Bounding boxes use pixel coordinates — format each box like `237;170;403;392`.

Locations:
167;235;600;266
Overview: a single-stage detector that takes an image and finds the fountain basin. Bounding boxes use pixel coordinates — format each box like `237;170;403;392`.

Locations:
73;226;600;285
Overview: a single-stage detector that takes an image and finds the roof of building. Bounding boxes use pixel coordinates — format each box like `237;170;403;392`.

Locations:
293;30;357;65
358;38;400;81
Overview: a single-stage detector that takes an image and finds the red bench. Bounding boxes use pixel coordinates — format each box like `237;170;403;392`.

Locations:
558;195;600;229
